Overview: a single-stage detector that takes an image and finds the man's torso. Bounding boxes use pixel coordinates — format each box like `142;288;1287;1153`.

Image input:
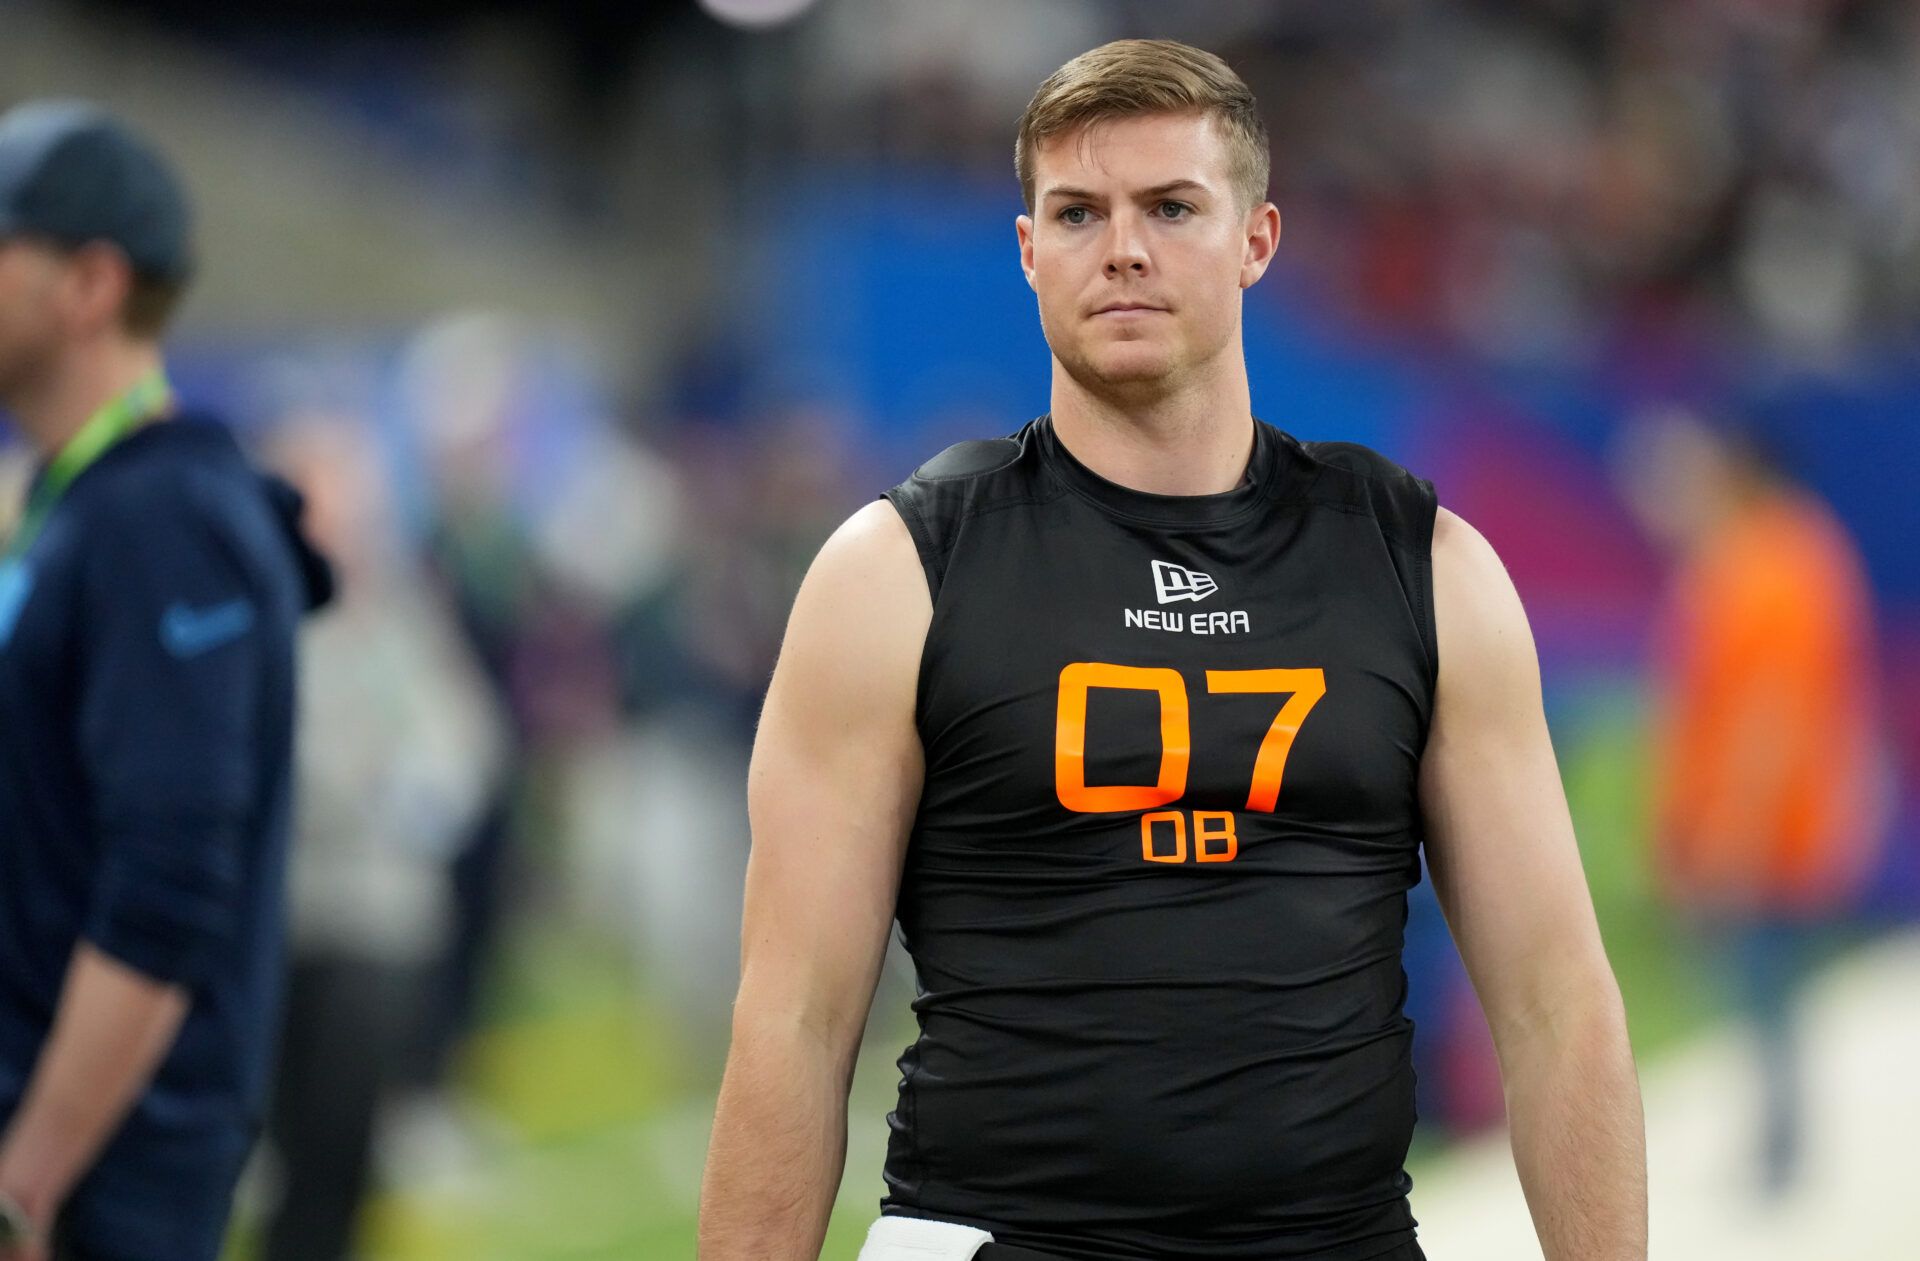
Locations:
0;416;315;1259
876;417;1438;1260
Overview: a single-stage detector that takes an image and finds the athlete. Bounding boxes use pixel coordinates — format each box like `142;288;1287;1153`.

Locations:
0;102;331;1261
700;40;1646;1261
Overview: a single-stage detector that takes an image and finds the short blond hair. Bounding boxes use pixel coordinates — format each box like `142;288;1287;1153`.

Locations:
1015;39;1271;214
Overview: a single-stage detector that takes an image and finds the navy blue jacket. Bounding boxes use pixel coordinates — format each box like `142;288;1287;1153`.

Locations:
0;413;330;1260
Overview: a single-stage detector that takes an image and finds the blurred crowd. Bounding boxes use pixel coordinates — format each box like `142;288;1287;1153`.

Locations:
776;0;1920;365
195;308;880;1256
1252;0;1920;365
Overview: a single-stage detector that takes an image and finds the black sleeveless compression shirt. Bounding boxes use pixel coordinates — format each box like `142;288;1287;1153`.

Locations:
877;415;1438;1260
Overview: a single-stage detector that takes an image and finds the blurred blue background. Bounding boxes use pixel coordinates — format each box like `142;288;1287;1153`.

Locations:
3;0;1917;1257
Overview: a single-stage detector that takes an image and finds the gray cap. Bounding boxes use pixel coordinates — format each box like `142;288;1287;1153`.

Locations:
0;99;193;281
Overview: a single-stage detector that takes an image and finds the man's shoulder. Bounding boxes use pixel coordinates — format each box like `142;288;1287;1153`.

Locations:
1429;505;1534;700
880;420;1050;600
76;413;256;521
889;418;1043;497
1286;432;1436;546
905;435;1025;484
1431;506;1502;579
1293;434;1427;490
70;415;329;609
780;500;929;701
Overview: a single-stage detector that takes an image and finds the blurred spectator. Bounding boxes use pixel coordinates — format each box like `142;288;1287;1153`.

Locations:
403;312;577;1101
261;416;505;1261
0;99;333;1261
1616;404;1895;1196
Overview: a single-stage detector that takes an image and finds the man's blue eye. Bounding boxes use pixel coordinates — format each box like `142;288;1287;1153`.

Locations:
1060;206;1089;225
1158;202;1190;219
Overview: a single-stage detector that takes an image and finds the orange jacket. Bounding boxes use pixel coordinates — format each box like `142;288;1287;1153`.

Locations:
1650;490;1887;913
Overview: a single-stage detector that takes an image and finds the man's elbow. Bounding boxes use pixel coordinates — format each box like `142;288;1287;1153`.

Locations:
726;971;870;1085
1491;962;1632;1064
84;818;246;990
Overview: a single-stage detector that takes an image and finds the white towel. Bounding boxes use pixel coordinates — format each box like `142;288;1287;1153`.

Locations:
855;1214;996;1261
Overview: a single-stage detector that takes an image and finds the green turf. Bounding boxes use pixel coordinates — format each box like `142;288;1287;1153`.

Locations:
1554;676;1717;1056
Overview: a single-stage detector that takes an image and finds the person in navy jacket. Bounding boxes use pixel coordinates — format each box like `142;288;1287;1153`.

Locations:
0;101;331;1261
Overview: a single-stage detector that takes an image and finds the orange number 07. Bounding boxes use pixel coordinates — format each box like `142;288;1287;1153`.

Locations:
1054;663;1327;814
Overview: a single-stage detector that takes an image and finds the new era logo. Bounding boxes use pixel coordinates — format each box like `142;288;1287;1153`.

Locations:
1151;560;1217;604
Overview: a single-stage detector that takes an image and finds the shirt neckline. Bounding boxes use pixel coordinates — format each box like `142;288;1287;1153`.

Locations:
1036;413;1274;527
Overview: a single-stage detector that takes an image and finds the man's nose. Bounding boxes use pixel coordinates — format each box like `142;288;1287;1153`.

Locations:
1102;211;1151;276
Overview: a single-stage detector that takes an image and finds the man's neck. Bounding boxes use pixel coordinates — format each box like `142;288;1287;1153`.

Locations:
1048;353;1255;496
7;340;166;459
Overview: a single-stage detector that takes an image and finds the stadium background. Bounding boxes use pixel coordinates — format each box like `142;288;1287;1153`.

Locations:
3;0;1918;1256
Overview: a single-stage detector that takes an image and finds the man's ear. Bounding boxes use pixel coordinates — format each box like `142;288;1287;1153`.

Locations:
1239;202;1281;290
63;242;136;336
1016;214;1037;292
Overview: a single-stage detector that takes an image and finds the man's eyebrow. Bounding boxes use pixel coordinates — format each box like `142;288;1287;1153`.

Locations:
1039;179;1212;203
1039;184;1102;203
1139;179;1209;199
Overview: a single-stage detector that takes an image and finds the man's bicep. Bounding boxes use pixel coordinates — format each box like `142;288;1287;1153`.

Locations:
1418;508;1616;1042
736;501;930;1051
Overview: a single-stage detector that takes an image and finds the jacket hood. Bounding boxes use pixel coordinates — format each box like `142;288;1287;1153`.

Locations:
260;472;335;614
122;412;336;614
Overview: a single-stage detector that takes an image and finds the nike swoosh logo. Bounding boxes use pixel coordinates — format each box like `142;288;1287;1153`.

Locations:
160;597;256;659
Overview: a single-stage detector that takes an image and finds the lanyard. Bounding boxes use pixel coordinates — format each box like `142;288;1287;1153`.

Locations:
2;370;173;563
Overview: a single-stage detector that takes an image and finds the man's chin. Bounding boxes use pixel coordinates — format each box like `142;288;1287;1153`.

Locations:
1080;347;1178;389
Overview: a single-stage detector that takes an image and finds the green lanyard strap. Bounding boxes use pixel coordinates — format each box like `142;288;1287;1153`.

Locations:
4;370;172;561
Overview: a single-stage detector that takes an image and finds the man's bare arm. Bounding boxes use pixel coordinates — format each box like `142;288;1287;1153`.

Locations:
699;501;930;1261
0;942;192;1254
1418;506;1647;1261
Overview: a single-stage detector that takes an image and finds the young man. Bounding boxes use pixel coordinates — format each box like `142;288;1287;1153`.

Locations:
701;40;1646;1261
0;101;331;1261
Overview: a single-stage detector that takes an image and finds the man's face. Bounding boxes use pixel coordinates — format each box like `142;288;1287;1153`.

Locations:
1614;409;1739;554
0;239;69;402
1017;111;1277;398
